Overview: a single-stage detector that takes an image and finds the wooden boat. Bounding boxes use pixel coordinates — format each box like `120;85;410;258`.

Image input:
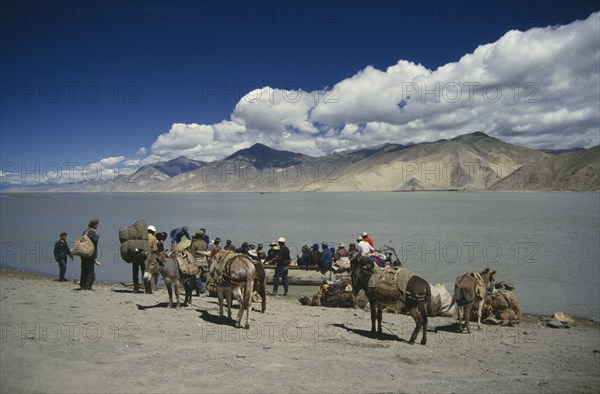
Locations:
262;265;338;285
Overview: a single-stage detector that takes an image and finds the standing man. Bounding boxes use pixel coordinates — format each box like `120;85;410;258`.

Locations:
272;236;290;296
190;229;209;296
53;232;73;282
80;218;99;291
144;225;159;293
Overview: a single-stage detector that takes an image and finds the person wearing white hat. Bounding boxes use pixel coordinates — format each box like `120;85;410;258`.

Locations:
146;225;159;292
358;235;375;255
147;226;158;254
265;242;278;263
271;236;290;296
333;241;351;272
361;231;375;248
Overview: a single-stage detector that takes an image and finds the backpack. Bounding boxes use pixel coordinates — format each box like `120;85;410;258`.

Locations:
72;233;94;257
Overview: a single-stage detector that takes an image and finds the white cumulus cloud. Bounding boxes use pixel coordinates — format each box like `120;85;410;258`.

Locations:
144;12;599;162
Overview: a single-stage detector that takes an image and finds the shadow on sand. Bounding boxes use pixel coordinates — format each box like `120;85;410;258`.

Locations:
332;323;407;343
136;302;181;310
197;309;238;327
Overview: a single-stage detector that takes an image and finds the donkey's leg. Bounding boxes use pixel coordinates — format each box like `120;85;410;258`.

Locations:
217;287;224;319
476;299;484;330
259;280;267;313
244;282;254;329
376;304;383;335
232;286;244;328
166;284;173;309
464;304;472;334
419;301;428;345
369;300;377;334
407;306;422;344
174;283;181;310
226;288;233;320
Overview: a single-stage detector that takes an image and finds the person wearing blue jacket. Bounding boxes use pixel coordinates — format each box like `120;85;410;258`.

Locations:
170;226;191;249
319;242;333;272
54;232;73;282
296;245;310;267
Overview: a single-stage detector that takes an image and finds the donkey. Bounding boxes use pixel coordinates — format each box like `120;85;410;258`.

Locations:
210;251;256;328
351;256;431;345
447;268;497;333
253;262;267;313
143;253;182;309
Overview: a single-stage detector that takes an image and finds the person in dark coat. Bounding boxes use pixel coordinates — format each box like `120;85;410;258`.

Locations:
297;245;310;267
54;232;73;282
190;229;209;296
271;237;290;296
235;242;250;255
308;243;321;267
265;242;278;264
256;243;266;261
319;242;333;272
80;218;99;290
224;239;236;251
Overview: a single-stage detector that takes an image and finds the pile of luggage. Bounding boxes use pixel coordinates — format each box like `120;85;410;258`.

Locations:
119;220;150;263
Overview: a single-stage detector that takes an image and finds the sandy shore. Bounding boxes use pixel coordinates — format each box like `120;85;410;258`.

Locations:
1;268;598;394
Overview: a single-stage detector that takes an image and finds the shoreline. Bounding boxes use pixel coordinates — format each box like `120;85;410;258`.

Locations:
2;265;599;322
1;267;599;393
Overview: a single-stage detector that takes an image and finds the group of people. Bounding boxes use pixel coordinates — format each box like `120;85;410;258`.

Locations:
53;219;377;297
295;231;375;269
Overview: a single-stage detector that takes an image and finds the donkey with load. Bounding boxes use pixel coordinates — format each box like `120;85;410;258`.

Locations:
210;251;256;328
447;268;497;333
351;256;432;345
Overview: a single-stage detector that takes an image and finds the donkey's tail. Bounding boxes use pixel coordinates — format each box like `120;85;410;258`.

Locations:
444;284;459;313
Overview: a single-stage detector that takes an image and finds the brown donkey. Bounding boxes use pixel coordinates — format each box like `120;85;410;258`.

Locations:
210;252;256;328
448;268;496;333
351;256;432;345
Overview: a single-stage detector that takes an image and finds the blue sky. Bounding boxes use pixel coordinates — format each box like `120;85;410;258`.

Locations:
1;0;599;183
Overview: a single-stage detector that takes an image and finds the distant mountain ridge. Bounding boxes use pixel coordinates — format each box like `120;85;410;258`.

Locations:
120;156;206;185
2;133;598;192
224;143;311;170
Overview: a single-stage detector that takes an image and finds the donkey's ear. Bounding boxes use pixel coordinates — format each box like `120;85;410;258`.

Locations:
482;267;490;274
